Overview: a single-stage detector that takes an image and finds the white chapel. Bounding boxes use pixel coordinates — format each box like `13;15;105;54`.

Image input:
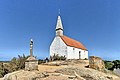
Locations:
50;15;88;59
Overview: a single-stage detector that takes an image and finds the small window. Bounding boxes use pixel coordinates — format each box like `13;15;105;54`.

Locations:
73;48;75;50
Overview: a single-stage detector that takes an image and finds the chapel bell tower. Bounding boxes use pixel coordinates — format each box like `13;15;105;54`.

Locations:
56;15;64;36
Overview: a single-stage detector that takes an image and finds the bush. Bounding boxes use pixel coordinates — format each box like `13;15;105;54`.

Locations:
50;54;66;61
84;58;88;60
0;63;4;77
0;63;11;78
59;56;66;60
112;60;120;69
17;54;28;69
104;61;114;70
104;60;120;71
0;54;28;78
9;54;28;71
38;59;46;64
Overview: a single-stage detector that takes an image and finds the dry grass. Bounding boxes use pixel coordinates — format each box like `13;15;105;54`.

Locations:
38;60;89;73
38;65;64;72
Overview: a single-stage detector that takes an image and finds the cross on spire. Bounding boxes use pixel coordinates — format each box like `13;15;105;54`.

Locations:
58;9;60;15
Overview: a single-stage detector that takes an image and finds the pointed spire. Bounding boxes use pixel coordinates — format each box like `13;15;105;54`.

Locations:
55;9;64;36
56;15;64;36
56;15;63;30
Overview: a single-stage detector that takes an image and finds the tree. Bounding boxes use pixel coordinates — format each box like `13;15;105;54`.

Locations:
104;60;114;70
104;60;120;71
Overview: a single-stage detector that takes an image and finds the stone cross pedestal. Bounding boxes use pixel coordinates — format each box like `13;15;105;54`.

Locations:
25;56;38;71
25;39;38;71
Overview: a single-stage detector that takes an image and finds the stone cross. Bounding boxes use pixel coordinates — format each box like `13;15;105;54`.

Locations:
25;39;38;71
30;39;33;57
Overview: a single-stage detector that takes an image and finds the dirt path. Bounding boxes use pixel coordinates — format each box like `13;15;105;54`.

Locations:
38;60;89;72
38;65;65;72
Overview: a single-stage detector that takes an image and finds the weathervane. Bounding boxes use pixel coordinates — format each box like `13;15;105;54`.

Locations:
58;9;60;15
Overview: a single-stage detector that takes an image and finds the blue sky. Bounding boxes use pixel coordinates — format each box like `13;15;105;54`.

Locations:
0;0;120;61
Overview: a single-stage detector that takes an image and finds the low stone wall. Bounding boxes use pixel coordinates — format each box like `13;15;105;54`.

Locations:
89;56;105;71
25;60;38;71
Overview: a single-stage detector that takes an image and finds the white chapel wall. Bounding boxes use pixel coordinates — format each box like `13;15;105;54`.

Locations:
84;50;88;59
67;46;88;59
67;46;80;59
50;36;67;57
79;50;88;59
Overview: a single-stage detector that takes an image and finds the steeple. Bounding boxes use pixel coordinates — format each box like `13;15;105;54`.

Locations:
56;15;64;36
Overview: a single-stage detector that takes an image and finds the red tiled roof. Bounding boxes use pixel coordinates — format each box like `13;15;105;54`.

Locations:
60;36;87;50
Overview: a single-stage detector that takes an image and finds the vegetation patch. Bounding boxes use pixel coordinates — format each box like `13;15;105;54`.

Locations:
104;60;120;70
50;54;66;61
0;54;28;78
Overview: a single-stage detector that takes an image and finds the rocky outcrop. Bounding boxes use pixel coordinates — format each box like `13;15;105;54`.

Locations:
1;67;120;80
89;56;105;71
0;59;120;80
0;70;43;80
114;69;120;76
56;67;120;80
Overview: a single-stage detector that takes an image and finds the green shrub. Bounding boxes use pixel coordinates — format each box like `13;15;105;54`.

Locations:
50;54;66;61
84;58;88;60
0;54;28;78
104;61;114;70
104;60;120;71
17;54;28;69
0;63;4;78
59;56;66;60
38;59;46;64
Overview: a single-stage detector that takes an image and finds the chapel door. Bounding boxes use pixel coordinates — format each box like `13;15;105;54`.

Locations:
79;51;81;59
